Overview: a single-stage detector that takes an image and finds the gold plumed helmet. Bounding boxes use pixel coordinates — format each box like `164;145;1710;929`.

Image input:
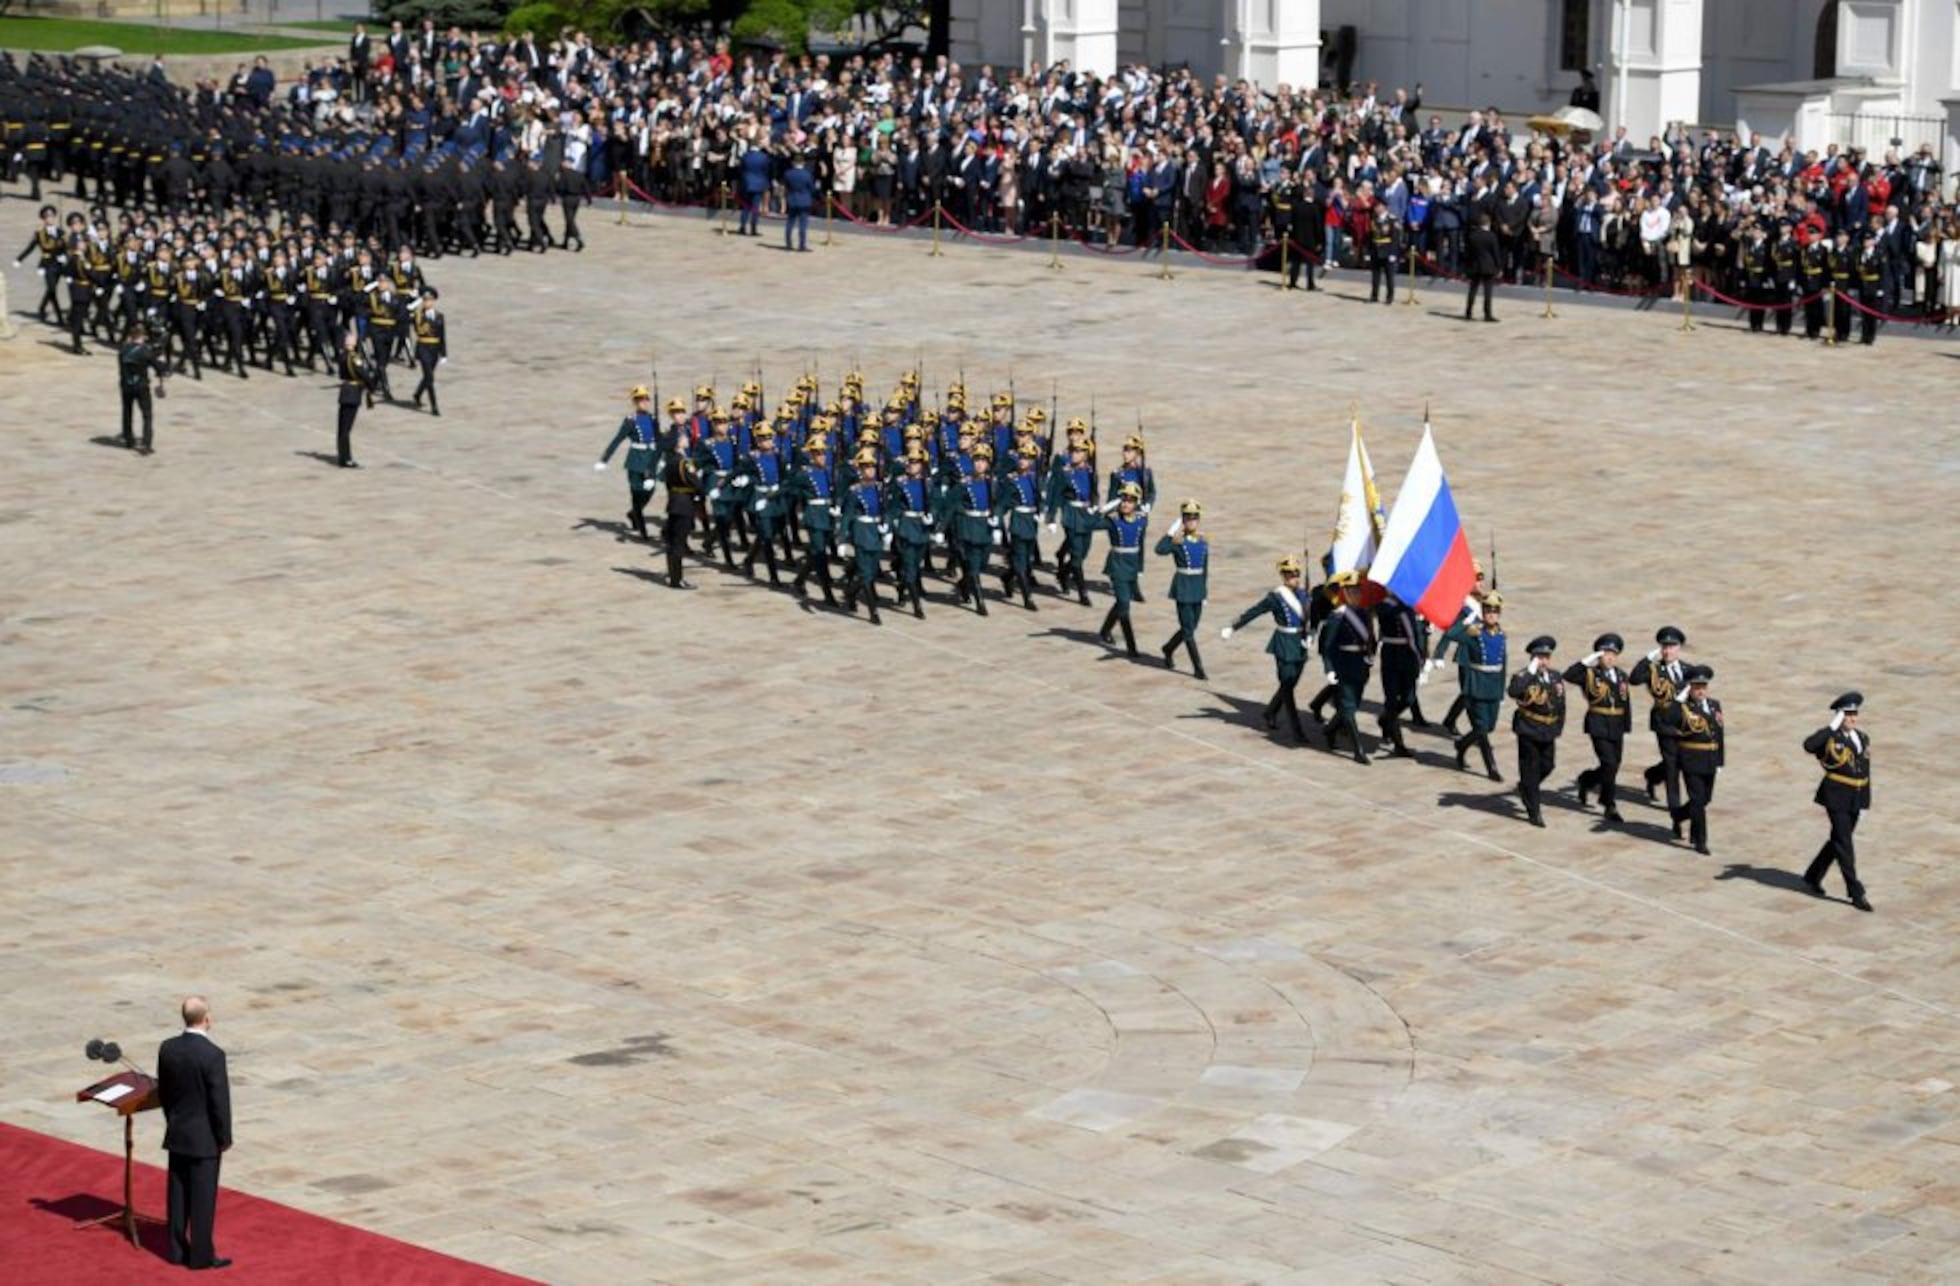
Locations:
1277;555;1304;575
693;384;713;399
902;423;926;439
1118;482;1142;501
805;438;828;456
1066;417;1089;433
741;380;761;396
1123;434;1145;451
1179;499;1202;517
630;385;651;401
1327;569;1362;589
666;397;686;413
753;423;776;439
1482;591;1505;610
731;393;751;410
971;443;994;460
857;426;880;443
853;448;879;467
991;391;1013;407
905;445;929;463
1025;407;1048;422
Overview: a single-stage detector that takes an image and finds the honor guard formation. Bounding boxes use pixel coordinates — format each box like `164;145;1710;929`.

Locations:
593;372;1878;911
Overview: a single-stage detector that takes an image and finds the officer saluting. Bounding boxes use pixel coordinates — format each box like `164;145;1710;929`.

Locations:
1507;635;1565;827
1433;591;1507;781
1221;555;1314;744
595;386;661;541
1661;665;1724;854
116;321;168;455
1801;693;1874;911
1154;499;1208;680
1630;626;1689;813
1565;633;1633;824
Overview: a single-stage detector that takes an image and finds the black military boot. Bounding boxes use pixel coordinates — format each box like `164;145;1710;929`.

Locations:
862;580;881;626
1478;736;1502;782
1098;607;1118;644
1161;631;1181;670
1184;638;1206;681
1454;733;1473;771
1117;617;1138;658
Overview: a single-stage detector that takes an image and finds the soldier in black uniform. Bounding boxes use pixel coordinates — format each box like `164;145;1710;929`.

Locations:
1828;229;1856;343
654;430;699;589
1507;635;1565;827
116;321;168;454
333;328;374;468
1564;632;1632;824
1629;625;1689;814
16;205;68;326
1769;224;1799;337
1855;228;1886;346
1316;571;1377;764
1368;207;1403;304
1801;231;1832;340
1374;589;1427;758
1800;692;1873;911
1660;665;1723;854
1739;224;1771;332
407;288;446;415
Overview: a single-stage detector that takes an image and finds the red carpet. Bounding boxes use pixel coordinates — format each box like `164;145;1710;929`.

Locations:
0;1122;535;1284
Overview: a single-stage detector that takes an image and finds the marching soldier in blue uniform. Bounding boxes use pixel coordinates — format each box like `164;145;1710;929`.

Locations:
788;429;841;606
1629;625;1689;813
1099;482;1148;657
1221;555;1315;743
996;448;1045;610
1104;434;1156;519
1438;560;1488;735
838;448;888;624
1374;590;1427;758
1661;665;1723;854
952;443;1000;614
594;386;662;541
1507;635;1566;827
735;423;788;585
1316;571;1377;764
696;410;746;568
1801;692;1873;911
1432;591;1506;780
886;445;935;617
1045;435;1099;606
1565;632;1632;824
1154;500;1208;679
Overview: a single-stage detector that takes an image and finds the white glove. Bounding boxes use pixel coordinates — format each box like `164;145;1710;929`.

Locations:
1462;595;1482;622
438;357;447;366
840;542;854;558
1220;626;1234;640
1141;503;1152;514
1417;668;1432;686
1046;522;1058;535
1646;647;1661;662
643;478;656;491
991;530;1003;545
593;460;607;470
932;533;946;546
1581;651;1601;667
876;523;890;537
1164;517;1182;537
733;477;751;487
708;488;721;502
829;504;841;516
1829;710;1844;731
753;499;767;512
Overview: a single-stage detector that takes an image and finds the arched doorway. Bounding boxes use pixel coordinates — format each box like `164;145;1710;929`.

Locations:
1813;0;1839;78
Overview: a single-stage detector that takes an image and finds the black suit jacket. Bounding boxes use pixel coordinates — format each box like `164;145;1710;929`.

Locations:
156;1031;231;1158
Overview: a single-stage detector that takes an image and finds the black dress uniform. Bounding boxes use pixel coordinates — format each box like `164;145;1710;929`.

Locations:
1564;633;1633;822
1316;574;1377;763
1629;626;1689;813
1801;693;1873;911
1507;636;1566;827
1661;665;1723;853
408;293;447;414
334;339;374;467
1374;591;1428;757
117;327;168;453
654;436;699;588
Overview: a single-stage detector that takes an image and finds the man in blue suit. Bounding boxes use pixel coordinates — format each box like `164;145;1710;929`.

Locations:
738;135;771;236
782;151;814;251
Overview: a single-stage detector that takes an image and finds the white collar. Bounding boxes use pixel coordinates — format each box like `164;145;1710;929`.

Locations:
184;1027;213;1040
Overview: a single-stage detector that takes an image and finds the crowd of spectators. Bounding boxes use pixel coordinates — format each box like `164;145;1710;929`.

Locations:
136;20;1960;319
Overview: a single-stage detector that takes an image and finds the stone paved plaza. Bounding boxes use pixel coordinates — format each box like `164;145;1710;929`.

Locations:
2;198;1957;1284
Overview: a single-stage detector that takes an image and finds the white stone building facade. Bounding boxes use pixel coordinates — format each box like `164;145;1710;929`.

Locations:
950;1;1960;173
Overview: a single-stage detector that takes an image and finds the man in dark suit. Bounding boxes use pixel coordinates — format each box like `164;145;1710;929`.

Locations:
347;24;370;104
157;996;233;1270
1463;213;1501;321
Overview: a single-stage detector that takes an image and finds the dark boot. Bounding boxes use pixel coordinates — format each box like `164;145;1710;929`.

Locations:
1344;713;1371;765
1454;733;1473;771
1161;631;1182;670
762;543;782;587
1381;717;1415;758
1576;768;1594;809
1283;689;1311;744
910;576;926;618
1184;638;1206;681
1019;572;1037;611
1098;607;1118;644
1443;695;1466;736
1307;683;1336;724
1478;735;1501;782
1262;691;1282;731
1117;616;1138;658
862;579;881;625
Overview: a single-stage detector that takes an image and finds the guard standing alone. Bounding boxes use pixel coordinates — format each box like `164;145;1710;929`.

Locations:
1801;693;1873;911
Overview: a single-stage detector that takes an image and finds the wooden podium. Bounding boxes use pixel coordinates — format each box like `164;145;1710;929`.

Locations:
75;1070;163;1247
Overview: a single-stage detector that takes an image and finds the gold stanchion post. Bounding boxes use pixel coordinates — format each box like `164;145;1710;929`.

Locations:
929;200;944;257
822;193;834;246
1678;277;1695;332
1047;212;1063;270
1541;255;1556;318
717;182;731;237
615;178;628;226
1279;234;1290;288
1823;282;1836;347
1402;240;1418;305
1157;222;1173;280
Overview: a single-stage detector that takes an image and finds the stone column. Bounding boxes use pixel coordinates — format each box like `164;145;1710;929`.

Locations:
1608;0;1704;144
1239;0;1321;90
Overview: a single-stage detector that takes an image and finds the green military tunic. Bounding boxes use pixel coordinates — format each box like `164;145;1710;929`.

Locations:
1434;617;1507;732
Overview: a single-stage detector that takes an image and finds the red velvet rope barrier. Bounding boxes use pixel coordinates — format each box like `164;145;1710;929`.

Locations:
936;207;1033;245
1550;262;1671;298
1691;279;1824;313
1834;291;1953;325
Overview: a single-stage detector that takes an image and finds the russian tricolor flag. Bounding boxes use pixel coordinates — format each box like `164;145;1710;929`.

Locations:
1366;424;1479;628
